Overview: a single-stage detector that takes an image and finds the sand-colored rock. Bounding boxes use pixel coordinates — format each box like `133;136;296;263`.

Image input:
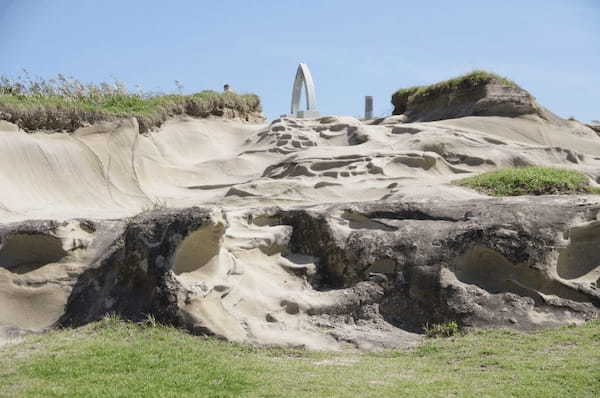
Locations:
0;198;598;351
0;97;599;349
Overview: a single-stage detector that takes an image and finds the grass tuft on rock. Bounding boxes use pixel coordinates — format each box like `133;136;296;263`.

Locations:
454;166;600;196
393;70;518;102
392;70;519;115
0;73;262;133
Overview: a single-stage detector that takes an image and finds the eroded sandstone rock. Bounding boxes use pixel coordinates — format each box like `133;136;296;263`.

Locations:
391;78;558;123
1;197;598;350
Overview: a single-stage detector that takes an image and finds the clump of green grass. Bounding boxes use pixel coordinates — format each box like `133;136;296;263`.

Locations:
392;70;518;114
424;321;461;338
0;71;262;133
454;166;600;196
1;319;599;397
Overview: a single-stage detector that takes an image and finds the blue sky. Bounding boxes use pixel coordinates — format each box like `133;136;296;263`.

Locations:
1;0;598;121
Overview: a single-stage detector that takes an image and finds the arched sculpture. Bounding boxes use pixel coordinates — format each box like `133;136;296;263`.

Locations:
290;63;320;118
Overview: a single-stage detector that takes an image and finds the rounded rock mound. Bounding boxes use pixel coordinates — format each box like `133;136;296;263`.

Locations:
391;70;555;123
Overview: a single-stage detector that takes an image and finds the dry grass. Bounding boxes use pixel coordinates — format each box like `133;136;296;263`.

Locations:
0;71;261;133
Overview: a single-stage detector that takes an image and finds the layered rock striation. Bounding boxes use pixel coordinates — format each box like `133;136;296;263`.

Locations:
391;71;558;123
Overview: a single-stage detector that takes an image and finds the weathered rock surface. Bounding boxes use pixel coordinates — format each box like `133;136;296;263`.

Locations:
586;123;600;137
281;197;600;332
1;80;600;350
391;79;559;123
1;112;599;223
1;197;598;350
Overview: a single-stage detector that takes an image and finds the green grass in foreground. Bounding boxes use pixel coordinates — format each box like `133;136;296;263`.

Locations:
1;318;599;397
454;166;600;196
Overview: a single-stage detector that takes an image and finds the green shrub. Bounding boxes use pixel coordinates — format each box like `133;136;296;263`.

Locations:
454;166;599;196
424;321;461;338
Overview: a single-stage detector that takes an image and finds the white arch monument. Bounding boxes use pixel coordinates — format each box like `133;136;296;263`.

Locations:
290;63;320;118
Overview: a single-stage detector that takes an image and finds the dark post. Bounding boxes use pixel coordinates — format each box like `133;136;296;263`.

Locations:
364;96;373;119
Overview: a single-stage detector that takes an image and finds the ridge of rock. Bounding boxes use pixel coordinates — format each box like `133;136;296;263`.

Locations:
392;76;558;123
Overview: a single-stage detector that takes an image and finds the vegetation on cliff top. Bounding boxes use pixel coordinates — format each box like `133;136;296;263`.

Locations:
393;70;518;101
1;317;598;397
0;72;261;133
454;166;600;196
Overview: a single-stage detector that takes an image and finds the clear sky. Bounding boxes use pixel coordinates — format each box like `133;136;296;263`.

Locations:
1;0;598;121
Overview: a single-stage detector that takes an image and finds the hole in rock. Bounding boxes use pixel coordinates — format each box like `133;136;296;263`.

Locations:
341;211;398;232
171;224;224;275
251;215;282;227
310;160;354;172
557;222;600;280
452;247;590;304
367;258;396;274
453;248;516;294
0;233;67;274
385;155;436;173
259;243;287;256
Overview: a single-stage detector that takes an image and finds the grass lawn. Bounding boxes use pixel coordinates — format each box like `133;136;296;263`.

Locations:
1;318;599;397
454;166;600;196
